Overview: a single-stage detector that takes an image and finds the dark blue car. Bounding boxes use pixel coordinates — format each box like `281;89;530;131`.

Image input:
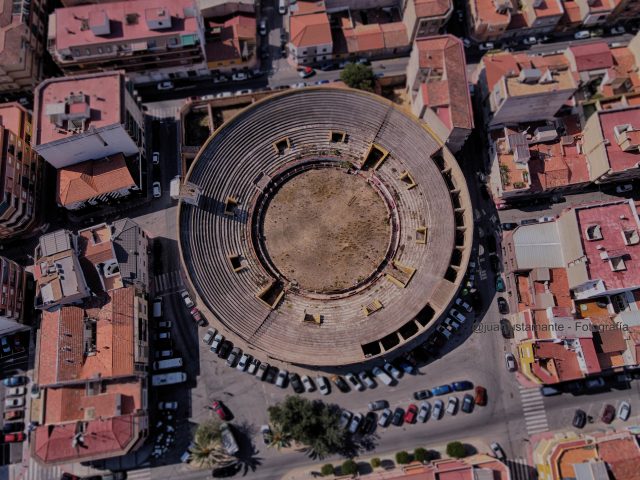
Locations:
452;381;474;392
430;384;452;396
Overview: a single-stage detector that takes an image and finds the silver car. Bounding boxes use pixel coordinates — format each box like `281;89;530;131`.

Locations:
417;402;431;423
316;376;330;395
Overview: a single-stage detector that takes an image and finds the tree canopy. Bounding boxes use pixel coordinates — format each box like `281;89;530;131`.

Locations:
267;395;347;458
189;419;234;468
339;63;376;92
446;441;466;459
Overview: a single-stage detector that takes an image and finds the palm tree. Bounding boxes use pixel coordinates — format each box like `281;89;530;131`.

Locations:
268;424;292;450
188;419;234;468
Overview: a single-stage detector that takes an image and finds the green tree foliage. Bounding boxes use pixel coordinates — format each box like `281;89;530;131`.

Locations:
268;396;347;458
341;459;358;475
370;457;381;468
339;63;376;92
321;464;335;476
414;447;429;463
267;423;292;450
189;419;233;468
395;451;411;464
446;441;466;459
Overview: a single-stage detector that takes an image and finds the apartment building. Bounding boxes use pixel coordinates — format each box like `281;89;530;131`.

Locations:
467;0;512;42
401;0;453;42
289;7;332;65
204;14;257;74
47;0;207;83
573;0;617;26
0;256;28;335
0;102;44;239
0;0;48;93
407;35;474;153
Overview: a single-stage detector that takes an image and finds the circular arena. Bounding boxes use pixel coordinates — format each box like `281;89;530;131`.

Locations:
178;87;473;368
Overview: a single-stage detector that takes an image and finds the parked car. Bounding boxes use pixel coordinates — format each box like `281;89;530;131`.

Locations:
217;341;232;359
452;381;473;392
2;422;24;433
4;397;24;409
158;401;178;410
372;366;393;385
455;298;472;313
190;307;207;326
298;66;315;78
210;333;224;353
572;409;587;429
348;413;362;434
497;297;509;314
541;385;561;396
317;376;330;395
446;396;459;415
152;152;160;164
358;371;376;389
500;319;514;339
180;291;194;308
3;376;26;387
523;36;537;45
3;410;23;421
152;181;162;198
501;222;518;231
585;377;605;390
275;369;288;388
505;353;517;371
236;353;252;371
3;432;25;443
414;389;432;400
616;184;633;193
404;404;418;424
339;410;353;429
256;362;268;380
226;347;241;367
417;402;431;423
211;400;228;420
301;375;315;392
7;387;26;397
331;375;351;393
248;358;260;375
490;442;506;460
157;81;174;90
378;408;392;427
231;72;248;81
391;407;405;426
260;424;272;444
235;88;253;96
346;373;364;391
449;309;466;323
574;30;590;39
154;331;170;341
610;25;626;35
361;411;376;435
1;337;12;354
155;349;173;359
259;19;267;35
289;372;304;393
431;384;452;396
475;386;487;406
496;276;505;292
265;366;278;384
478;42;495;51
368;400;389;411
432;399;444;420
618;401;631;421
601;404;615;424
461;394;475;413
157;320;172;329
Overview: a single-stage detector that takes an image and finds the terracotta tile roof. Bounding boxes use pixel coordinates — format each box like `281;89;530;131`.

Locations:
32;414;138;464
205;14;255;63
596;107;640;173
414;0;452;18
57;153;137;206
578;337;601;374
290;12;331;48
380;22;408;50
291;0;326;16
568;42;614;71
533;341;583;382
597;436;640;480
415;35;474;130
561;0;583;23
594;325;626;353
38;308;83;385
344;24;385;53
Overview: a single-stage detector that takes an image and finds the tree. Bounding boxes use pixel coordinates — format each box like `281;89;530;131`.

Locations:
321;464;335;476
396;451;411;464
446;441;466;459
340;63;376;92
267;423;292;450
189;419;234;468
268;396;347;458
370;457;381;468
414;447;429;463
341;459;358;476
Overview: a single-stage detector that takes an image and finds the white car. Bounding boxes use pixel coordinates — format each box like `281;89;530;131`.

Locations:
339;410;352;429
574;30;590;39
432;399;444;420
523;36;537;45
215;92;233;98
5;397;24;408
455;298;472;313
235;88;253;96
449;308;466;323
446;396;459;415
348;413;362;434
462;38;472;48
316;376;330;395
158;401;178;410
417;402;431;423
610;26;626;35
7;387;26;397
202;329;216;345
290;82;306;89
210;333;224;353
383;362;402;379
236;353;252;371
275;369;288;388
478;42;494;51
157;81;174;90
618;401;631;421
346;372;364;391
358;371;376;389
259;19;267;36
301;375;315;392
232;72;248;81
155;349;173;358
616;184;633;193
152;152;160;164
152;181;161;198
490;442;505;460
505;353;517;371
181;291;195;308
372;366;393;386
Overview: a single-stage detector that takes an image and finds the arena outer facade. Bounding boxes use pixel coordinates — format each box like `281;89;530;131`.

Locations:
178;87;473;368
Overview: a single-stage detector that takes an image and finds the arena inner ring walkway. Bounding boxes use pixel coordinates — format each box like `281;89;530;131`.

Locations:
178;87;474;368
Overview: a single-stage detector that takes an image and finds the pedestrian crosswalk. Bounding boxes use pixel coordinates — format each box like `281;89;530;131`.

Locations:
519;385;549;435
509;457;533;480
146;105;181;120
20;459;61;480
153;270;184;295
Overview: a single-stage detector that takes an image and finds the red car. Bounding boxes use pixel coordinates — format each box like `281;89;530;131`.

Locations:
211;400;228;420
190;307;207;327
474;386;487;406
4;432;25;443
404;404;418;424
3;410;23;421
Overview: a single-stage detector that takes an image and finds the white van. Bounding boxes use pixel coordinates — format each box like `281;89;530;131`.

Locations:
153;298;162;318
152;372;187;386
153;357;183;371
278;0;287;14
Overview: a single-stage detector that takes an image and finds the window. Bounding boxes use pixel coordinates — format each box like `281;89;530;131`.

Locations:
85;48;91;55
97;47;103;54
105;46;112;53
73;48;80;56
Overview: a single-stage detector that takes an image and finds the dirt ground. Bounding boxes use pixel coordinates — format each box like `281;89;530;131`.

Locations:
263;168;390;292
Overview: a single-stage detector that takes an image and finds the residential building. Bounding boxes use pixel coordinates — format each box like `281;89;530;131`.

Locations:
611;0;640;24
370;454;511;479
0;0;48;93
289;9;332;65
582;105;640;184
573;0;617;26
61;0;122;5
467;0;512;42
476;51;578;126
534;430;640;480
401;0;453;43
0;102;44;240
57;153;139;211
0;256;29;335
47;0;207;82
564;41;614;86
32;286;149;465
558;0;584;32
204;14;257;74
110;218;150;291
407;35;474;153
196;0;255;19
520;0;565;35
